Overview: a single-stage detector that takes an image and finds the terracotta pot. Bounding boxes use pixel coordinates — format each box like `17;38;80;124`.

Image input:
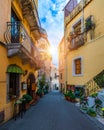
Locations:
25;103;30;110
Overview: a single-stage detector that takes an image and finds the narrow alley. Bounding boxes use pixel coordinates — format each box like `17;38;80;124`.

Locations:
0;91;103;130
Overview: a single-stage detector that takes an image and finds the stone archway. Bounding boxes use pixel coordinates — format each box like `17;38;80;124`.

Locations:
27;73;36;98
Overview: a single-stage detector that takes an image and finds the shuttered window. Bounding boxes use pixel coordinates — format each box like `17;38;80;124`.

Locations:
72;57;83;76
74;58;81;74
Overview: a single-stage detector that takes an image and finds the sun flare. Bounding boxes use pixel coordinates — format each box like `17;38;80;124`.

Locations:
49;46;56;55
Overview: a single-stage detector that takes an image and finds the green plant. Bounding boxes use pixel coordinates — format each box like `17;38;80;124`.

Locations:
64;93;69;97
43;89;48;94
45;84;49;90
38;74;46;89
64;90;76;102
67;90;75;99
85;16;95;32
87;108;96;117
91;93;98;98
22;94;32;103
95;98;102;106
36;89;43;97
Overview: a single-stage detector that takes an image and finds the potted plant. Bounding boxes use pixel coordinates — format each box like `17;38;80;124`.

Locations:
85;18;95;32
36;88;43;98
68;90;76;102
43;84;49;94
38;74;46;97
22;94;32;109
95;98;102;106
64;92;70;101
87;108;96;117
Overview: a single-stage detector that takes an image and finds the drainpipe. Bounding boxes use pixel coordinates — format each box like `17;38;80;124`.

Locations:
82;0;84;33
64;34;67;93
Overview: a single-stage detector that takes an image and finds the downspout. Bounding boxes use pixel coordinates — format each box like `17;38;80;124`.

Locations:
64;24;67;93
63;7;67;93
82;0;84;33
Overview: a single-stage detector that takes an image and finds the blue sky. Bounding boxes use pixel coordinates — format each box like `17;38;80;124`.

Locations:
38;0;69;66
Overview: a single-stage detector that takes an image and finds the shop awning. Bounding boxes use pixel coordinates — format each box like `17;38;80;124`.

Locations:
7;64;24;74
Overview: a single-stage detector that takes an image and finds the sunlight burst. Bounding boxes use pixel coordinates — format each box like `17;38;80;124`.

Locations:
49;46;56;55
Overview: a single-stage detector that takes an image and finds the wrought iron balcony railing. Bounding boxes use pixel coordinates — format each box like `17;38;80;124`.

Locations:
4;22;43;69
69;33;84;50
4;22;32;53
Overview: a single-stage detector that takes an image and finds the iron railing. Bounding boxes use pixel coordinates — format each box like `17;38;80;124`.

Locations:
84;70;104;96
84;79;99;96
4;22;43;68
69;33;84;50
4;22;32;53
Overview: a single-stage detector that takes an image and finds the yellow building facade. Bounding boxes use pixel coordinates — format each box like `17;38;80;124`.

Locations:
64;0;104;95
0;0;48;123
58;37;65;92
37;37;52;89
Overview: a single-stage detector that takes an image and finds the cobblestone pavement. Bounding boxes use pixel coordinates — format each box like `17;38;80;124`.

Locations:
0;91;104;130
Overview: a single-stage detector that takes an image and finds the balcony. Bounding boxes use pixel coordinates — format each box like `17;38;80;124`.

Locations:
18;0;46;40
69;32;84;50
40;28;47;38
4;22;43;69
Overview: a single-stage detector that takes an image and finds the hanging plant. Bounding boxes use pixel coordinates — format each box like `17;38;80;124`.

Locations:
85;16;95;32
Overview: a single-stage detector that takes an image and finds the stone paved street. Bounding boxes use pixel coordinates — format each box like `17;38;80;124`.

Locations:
0;91;104;130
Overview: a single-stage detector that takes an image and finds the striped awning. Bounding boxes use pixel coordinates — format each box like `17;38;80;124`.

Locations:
7;64;24;74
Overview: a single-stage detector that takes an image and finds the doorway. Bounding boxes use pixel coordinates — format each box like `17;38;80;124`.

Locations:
27;73;36;98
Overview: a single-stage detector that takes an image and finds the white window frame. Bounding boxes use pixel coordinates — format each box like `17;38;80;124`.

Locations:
72;56;83;76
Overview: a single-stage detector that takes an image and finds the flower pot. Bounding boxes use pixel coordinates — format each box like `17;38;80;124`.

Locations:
25;103;30;110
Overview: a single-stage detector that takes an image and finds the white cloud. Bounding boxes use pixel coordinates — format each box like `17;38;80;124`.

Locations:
38;0;68;66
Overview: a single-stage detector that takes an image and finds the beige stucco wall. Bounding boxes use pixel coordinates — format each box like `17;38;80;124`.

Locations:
58;37;66;91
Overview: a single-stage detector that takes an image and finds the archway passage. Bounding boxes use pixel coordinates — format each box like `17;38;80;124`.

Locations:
27;73;36;98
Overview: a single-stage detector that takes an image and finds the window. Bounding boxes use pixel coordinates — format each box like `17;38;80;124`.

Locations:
8;73;20;100
71;16;83;33
73;21;81;33
54;73;57;79
11;9;20;43
72;56;83;76
75;58;81;74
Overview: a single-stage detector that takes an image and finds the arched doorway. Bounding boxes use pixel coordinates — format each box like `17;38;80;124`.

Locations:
27;73;36;98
